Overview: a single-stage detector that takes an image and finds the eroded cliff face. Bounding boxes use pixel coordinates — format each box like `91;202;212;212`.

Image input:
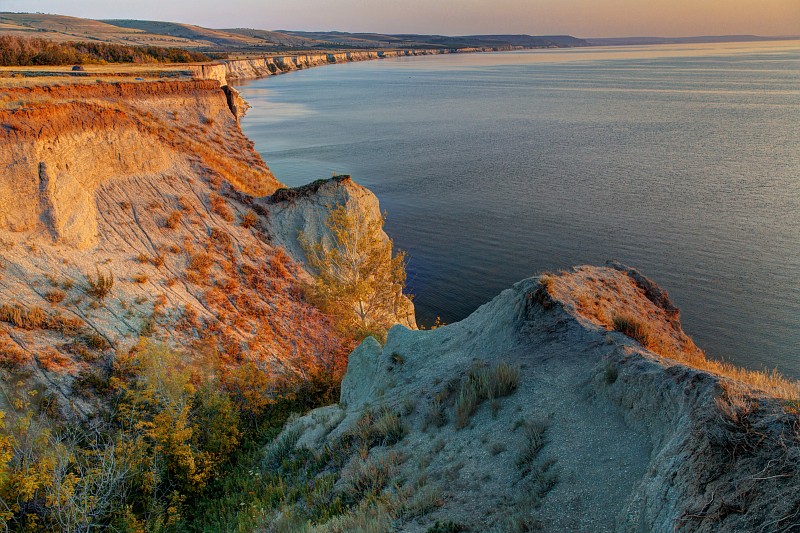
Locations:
283;265;799;532
220;48;498;81
0;80;416;421
0;80;280;248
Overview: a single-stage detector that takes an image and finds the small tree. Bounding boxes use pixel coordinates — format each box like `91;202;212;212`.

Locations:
300;204;408;341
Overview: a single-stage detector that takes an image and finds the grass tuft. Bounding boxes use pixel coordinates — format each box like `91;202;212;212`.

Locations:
454;361;520;429
612;313;652;347
43;289;66;304
85;268;114;301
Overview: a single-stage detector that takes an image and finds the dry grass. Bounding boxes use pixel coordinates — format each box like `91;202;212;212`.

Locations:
688;355;800;402
163;210;183;229
423;397;447;430
612;312;799;401
454;381;480;429
0;336;30;369
132;273;149;284
85;269;114;301
612;313;652;348
240;209;258;229
186;252;215;285
38;347;73;372
0;303;47;329
340;452;400;505
372;408;406;446
43;289;66;304
0;303;85;338
516;419;548;476
454;362;520;429
550;269;800;403
209;193;235;222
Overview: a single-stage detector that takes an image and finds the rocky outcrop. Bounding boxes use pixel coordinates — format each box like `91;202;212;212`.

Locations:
261;176;417;330
284;265;799;532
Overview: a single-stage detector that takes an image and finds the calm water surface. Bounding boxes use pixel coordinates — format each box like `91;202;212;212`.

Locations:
237;42;800;378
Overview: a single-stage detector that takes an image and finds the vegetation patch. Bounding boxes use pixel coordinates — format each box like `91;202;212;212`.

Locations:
43;289;66;304
84;268;114;301
300;203;408;342
612;312;653;347
0;35;210;66
454;362;520;429
427;520;468;533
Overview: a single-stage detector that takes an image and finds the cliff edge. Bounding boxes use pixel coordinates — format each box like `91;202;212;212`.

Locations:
0;80;280;249
0;80;412;421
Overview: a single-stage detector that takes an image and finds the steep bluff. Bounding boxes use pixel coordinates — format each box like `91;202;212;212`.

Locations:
212;48;500;82
283;264;800;532
0;80;279;248
0;80;411;421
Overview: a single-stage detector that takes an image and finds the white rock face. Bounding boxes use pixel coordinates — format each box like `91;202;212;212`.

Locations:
262;176;417;329
282;266;800;532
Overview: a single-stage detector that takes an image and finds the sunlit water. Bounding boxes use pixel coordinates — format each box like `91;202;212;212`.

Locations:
237;42;800;378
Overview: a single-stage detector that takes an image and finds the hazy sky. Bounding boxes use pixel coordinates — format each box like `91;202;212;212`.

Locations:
1;0;798;37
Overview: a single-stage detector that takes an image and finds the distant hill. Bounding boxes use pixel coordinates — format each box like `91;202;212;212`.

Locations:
588;35;799;46
0;13;589;52
102;19;268;48
271;30;590;49
220;28;327;49
0;13;214;48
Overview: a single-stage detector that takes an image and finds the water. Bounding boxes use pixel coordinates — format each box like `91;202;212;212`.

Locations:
236;42;800;378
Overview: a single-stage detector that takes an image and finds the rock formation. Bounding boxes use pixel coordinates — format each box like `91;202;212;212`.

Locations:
283;265;800;532
262;176;416;330
0;79;410;420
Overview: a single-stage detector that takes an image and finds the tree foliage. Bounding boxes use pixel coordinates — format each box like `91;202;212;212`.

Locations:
300;204;409;341
0;36;210;67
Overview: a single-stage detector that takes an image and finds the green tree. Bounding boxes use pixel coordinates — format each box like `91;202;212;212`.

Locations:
300;204;408;342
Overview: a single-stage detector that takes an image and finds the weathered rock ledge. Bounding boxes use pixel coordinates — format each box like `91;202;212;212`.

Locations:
286;264;800;532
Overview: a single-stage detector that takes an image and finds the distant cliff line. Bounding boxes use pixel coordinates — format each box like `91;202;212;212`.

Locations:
191;46;522;85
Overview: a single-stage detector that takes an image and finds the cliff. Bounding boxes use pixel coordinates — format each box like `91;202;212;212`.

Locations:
0;80;410;420
219;48;497;82
2;70;797;532
0;80;279;248
278;264;800;532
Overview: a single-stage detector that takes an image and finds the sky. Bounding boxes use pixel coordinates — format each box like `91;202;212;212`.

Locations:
1;0;798;38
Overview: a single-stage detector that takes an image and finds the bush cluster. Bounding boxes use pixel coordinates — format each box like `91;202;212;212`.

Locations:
0;35;210;66
0;339;343;531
